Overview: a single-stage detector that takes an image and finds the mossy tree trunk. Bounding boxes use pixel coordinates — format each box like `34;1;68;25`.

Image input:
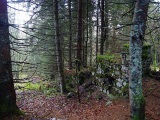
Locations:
0;0;19;116
129;0;149;120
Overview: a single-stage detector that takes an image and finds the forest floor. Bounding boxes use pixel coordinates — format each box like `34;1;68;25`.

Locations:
3;77;160;120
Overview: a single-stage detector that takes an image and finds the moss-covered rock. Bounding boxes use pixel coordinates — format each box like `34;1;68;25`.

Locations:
121;83;129;96
122;44;130;52
97;52;121;64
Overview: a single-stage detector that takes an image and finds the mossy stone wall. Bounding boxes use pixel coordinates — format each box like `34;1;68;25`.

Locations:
95;45;152;95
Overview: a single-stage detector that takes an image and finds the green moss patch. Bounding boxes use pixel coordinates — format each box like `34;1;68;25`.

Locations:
97;52;121;63
132;95;146;120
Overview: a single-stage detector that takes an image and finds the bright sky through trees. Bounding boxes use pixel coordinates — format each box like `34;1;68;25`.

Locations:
8;2;31;25
8;0;160;25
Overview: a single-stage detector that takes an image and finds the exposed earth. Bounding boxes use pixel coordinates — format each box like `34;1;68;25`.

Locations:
3;78;160;120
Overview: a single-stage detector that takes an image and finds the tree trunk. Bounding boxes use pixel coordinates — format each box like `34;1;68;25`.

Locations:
129;0;149;119
54;0;66;94
105;0;109;51
82;1;85;68
0;0;19;116
77;0;83;71
68;0;72;69
89;23;93;66
96;0;99;56
84;0;89;68
100;0;105;55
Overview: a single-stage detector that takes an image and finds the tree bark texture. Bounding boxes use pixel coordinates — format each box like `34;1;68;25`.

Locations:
105;0;109;51
84;0;89;68
89;23;93;66
77;0;83;71
82;0;85;68
129;0;149;119
100;0;105;55
54;0;66;94
68;0;72;69
96;0;99;56
0;0;19;116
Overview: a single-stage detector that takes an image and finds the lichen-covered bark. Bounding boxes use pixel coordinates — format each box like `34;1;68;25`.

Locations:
0;0;19;116
129;0;149;119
